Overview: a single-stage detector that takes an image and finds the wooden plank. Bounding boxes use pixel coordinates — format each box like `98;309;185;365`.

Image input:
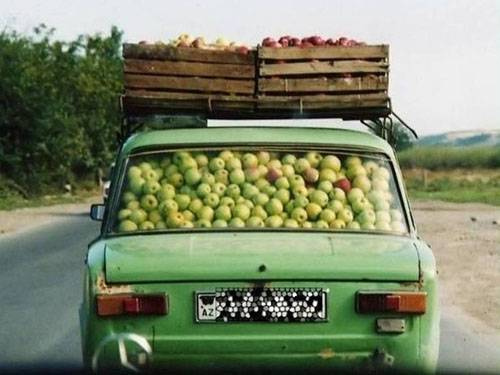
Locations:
124;59;255;78
123;43;255;64
259;76;388;93
125;89;256;102
259;45;389;60
256;93;388;109
124;74;254;95
260;61;388;76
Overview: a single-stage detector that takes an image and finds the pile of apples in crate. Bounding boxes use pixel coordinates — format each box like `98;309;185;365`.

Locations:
117;150;406;233
261;35;365;48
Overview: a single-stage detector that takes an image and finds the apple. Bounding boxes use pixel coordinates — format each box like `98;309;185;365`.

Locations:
320;155;341;172
213;219;228;228
166;212;185;228
284;219;299;228
310;190;328;207
225;157;242;171
246;216;264;228
337;208;354;223
167;172;184;188
197;206;214;221
363;161;379;176
319;168;336;183
375;199;390;211
173;194;190;210
181;210;195;222
154;168;164;179
118;220;138;232
265;198;283;215
327;199;344;213
139;221;155;231
344;156;362;169
215;205;232;221
118;209;132;221
361;222;376;230
129;208;148;225
219;150;234;162
266;167;282;183
375;210;391;224
204;192;220;208
159;199;178;216
334;178;351;193
209;157;225;172
242;153;258;168
139;162;153;173
195;219;212;228
229;217;245;228
346;165;367;180
253;192;269;206
128;166;142;179
330;187;347;202
267;159;282;170
375;221;392;231
230;169;246;185
346;221;361;230
255;178;270;191
289;175;305;189
200;171;215;185
178;185;193;198
164;164;178;177
314;220;329;229
347;188;364;203
244;167;260;183
262;185;277;197
127;200;140;210
390;209;403;222
292;185;308;198
281;164;295;178
155;221;167;229
214;169;229;185
226;184;241;199
178;156;197;173
273;189;290;205
294;158;311;174
252;205;268;220
305;203;322;220
285;201;295;214
128;176;145;195
219;197;235;209
196;183;212;198
122;192;137;205
373;167;390;181
143;169;158;181
275;176;290;190
351;197;370;214
318;180;333;194
212;182;227;196
183;168;201;186
293;195;309;208
233;203;251;221
353;175;371;193
258;164;268;177
303;168;319;184
282;154;296;165
371;178;389;192
330;219;346;230
391;221;406;233
265;215;284;228
140;194;158;211
188;198;203;214
305;152;322;168
242;184;259;200
302;221;313;229
290;207;308;225
256;151;271;165
194;154;208;168
320;208;336;223
357;209;376;226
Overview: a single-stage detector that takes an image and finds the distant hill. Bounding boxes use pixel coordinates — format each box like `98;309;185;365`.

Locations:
417;129;500;147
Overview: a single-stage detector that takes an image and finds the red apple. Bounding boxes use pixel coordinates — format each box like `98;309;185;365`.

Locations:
266;168;283;183
236;46;249;55
334;178;352;193
300;41;314;48
338;37;349;46
262;37;276;47
289;37;301;47
309;35;325;46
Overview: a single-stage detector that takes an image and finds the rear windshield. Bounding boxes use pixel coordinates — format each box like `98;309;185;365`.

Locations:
111;148;408;234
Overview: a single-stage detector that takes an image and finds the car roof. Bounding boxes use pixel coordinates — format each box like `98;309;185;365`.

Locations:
121;126;394;156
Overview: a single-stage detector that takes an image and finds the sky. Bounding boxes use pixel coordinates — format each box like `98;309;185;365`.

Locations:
1;0;499;136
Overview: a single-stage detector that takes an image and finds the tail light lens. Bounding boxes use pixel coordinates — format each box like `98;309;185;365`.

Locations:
96;294;168;316
356;291;426;314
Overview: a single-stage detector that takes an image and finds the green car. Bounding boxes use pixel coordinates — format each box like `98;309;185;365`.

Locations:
81;126;439;373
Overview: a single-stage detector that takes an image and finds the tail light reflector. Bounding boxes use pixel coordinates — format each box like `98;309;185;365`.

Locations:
356;291;426;314
96;294;168;316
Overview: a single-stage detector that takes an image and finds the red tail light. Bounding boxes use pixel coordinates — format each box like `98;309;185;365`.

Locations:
96;294;168;316
356;292;426;314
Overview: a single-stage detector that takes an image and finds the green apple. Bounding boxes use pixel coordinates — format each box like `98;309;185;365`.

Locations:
229;169;245;185
320;209;336;223
201;172;215;185
330;219;346;229
225;157;242;171
214;169;229;185
196;183;212;198
219;150;234;162
153;168;164;180
118;209;132;221
351;197;370;214
320;155;341;172
203;193;220;208
265;198;283;216
129;208;148;225
375;221;392;231
172;151;190;165
390;209;403;222
318;180;333;194
285;201;295;214
371;178;390;192
164;164;179;177
197;206;214;221
180;221;194;229
213;219;228;228
305;203;322;220
143;169;158;181
121;191;137;205
184;168;202;186
347;188;365;203
314;220;329;229
139;221;155;231
182;210;195;222
118;220;138;232
293;195;309;208
363;161;379;176
242;184;259;200
330;187;346;202
252;205;268;220
139;161;153;173
353;175;371;193
292;185;308;198
155;221;167;229
288;174;305;189
220;196;235;209
357;209;376;225
384;191;394;203
167;172;184;188
128;166;142;179
375;210;391;224
310;190;328;207
262;185;277;197
319;168;336;183
255;178;269;191
128;176;145;195
273;189;290;205
212;182;227;197
215;205;232;221
226;184;241;200
246;216;264;228
256;151;271;165
140;194;158;211
275;176;290;190
242;153;258;168
229;217;245;228
327;199;344;213
178;156;197;173
233;203;251;221
366;190;385;204
282;154;297;165
142;180;161;195
375;199;390;211
283;218;299;228
188;198;203;214
344;156;362;169
346;221;361;230
294;158;311;174
265;215;283;228
157;184;176;201
194;154;208;168
281;164;295;178
337;208;354;223
373;167;390;180
391;221;406;233
267;159;282;170
158;199;178;216
244;167;260;183
280;211;288;220
175;194;191;210
305;151;322;168
253;192;269;206
258;164;268;177
346;165;367;180
126;200;140;210
361;222;376;230
209;157;225;172
160;157;171;169
195;219;212;228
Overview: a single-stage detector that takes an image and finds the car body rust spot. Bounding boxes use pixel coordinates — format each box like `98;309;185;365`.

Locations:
319;347;335;359
96;274;133;294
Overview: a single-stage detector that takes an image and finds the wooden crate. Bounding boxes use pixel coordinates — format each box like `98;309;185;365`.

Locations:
256;45;389;113
122;43;256;115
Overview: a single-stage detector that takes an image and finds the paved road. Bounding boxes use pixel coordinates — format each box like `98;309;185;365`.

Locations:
0;214;499;373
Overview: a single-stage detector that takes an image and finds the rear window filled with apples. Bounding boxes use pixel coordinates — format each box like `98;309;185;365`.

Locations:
113;149;407;234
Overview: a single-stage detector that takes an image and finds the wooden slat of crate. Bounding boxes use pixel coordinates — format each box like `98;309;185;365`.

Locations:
260;60;387;76
259;76;388;93
124;74;254;95
256;93;388;110
259;45;388;60
123;43;255;65
124;59;255;79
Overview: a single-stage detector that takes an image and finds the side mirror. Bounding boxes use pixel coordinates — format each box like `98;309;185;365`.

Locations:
90;204;105;221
